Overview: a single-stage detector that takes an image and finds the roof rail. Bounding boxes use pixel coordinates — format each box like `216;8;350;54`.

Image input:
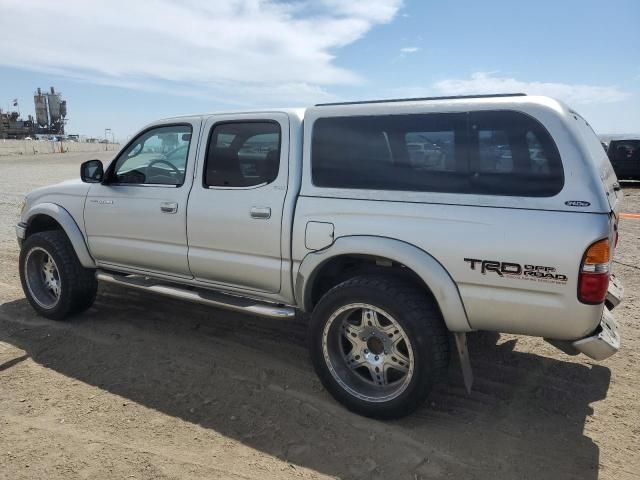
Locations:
315;93;527;107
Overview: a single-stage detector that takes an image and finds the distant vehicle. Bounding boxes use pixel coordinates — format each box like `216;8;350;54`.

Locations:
23;136;33;141
406;142;446;169
99;139;109;144
608;139;640;179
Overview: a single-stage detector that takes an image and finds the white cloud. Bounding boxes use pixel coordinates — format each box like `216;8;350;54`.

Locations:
400;47;420;53
432;72;630;105
0;0;402;104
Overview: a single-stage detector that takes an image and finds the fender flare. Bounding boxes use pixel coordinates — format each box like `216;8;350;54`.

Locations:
295;236;472;332
23;203;96;268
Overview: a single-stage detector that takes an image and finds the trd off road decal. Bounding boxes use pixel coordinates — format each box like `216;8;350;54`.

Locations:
464;258;568;285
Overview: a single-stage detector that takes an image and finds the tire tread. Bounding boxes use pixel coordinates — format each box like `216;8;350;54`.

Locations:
19;230;97;320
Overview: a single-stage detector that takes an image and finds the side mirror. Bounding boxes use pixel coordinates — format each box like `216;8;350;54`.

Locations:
80;159;104;183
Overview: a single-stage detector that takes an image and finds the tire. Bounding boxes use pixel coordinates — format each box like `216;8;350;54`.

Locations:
309;275;450;419
19;230;97;320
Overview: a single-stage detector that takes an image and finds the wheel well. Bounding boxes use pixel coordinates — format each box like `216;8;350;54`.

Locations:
25;214;63;238
308;254;435;310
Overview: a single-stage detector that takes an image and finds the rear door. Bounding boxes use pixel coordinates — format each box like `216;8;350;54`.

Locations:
187;113;289;293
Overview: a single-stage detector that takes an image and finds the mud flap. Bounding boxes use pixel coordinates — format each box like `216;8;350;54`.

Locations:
453;332;473;394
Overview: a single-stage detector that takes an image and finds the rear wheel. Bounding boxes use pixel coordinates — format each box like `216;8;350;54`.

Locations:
19;230;97;320
309;275;450;419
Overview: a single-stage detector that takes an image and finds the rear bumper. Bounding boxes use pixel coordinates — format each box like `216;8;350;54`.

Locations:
572;308;620;361
573;276;623;360
546;276;623;361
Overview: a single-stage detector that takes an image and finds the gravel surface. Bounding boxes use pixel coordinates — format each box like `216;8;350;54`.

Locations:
0;153;638;480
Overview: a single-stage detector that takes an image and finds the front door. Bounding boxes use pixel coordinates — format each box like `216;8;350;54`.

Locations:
84;120;201;278
187;113;289;293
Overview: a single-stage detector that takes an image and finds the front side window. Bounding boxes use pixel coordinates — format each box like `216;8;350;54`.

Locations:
204;122;281;187
311;111;563;197
111;125;192;186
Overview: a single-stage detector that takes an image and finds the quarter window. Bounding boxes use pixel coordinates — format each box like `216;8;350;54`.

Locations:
111;125;192;186
204;122;281;188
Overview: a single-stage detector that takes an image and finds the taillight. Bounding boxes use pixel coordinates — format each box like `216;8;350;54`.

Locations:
578;239;610;304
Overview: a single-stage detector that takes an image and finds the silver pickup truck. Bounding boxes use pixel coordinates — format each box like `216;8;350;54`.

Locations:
16;94;623;418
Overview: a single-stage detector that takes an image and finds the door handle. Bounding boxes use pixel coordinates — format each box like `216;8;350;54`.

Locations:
160;202;178;214
250;206;271;219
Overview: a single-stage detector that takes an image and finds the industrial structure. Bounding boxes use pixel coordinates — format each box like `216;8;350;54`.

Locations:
0;110;35;139
0;87;67;139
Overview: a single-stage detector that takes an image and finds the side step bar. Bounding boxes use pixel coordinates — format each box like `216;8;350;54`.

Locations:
96;271;296;319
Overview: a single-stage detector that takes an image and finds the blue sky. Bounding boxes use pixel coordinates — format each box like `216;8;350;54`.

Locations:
0;0;638;140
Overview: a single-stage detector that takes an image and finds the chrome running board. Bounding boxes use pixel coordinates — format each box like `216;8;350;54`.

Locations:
96;271;296;319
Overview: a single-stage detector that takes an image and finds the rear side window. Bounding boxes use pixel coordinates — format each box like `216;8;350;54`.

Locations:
204;121;281;188
311;111;563;196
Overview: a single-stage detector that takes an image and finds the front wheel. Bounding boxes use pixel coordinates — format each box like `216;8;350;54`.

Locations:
19;230;97;320
309;275;450;419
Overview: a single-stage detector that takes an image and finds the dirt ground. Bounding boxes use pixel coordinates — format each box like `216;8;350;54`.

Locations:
0;152;638;480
